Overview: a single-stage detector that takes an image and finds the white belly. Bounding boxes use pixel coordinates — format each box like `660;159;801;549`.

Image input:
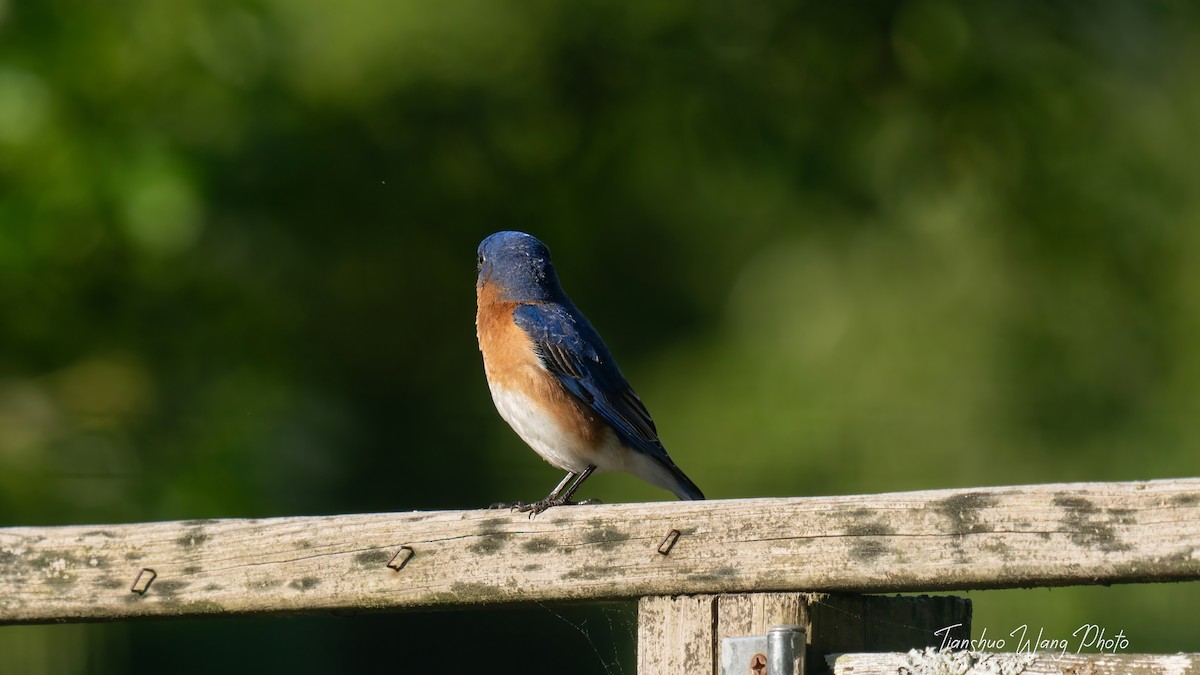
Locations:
488;383;626;474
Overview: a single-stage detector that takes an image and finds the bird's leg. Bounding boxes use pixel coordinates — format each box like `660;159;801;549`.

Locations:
517;466;597;516
547;470;580;501
489;470;578;511
561;468;605;504
556;465;594;504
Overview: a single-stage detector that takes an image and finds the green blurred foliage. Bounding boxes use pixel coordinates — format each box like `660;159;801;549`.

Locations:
1;0;1198;671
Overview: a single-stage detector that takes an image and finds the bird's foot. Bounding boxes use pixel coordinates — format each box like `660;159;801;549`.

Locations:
514;498;563;517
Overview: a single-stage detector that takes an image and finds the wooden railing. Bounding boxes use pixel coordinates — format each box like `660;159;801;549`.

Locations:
3;478;1198;673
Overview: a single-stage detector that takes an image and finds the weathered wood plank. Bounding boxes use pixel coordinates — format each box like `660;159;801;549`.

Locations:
1;478;1198;624
638;595;717;675
831;650;1199;674
717;592;807;640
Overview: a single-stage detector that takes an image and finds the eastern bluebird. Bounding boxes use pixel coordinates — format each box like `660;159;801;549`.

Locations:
476;231;704;514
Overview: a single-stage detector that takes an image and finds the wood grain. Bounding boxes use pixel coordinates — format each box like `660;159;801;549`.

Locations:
638;595;717;675
1;478;1197;624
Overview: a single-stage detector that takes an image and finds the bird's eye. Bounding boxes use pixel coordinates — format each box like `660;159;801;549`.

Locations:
477;253;485;271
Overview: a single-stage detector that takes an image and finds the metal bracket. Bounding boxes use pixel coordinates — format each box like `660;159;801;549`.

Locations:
721;625;806;675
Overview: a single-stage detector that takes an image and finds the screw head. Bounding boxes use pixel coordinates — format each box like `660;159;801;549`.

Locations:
750;652;767;674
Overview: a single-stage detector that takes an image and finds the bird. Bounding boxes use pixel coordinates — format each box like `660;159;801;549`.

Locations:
475;231;704;514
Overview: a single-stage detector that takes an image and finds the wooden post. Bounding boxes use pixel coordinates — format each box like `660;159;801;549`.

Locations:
638;594;719;674
637;593;971;675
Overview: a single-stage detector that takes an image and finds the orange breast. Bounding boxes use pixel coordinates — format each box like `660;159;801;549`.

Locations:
476;282;607;450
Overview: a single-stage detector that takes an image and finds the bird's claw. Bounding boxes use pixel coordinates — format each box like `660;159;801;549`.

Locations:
509;497;602;518
514;498;560;517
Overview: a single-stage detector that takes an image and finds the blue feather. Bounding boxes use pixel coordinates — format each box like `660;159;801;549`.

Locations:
512;304;667;457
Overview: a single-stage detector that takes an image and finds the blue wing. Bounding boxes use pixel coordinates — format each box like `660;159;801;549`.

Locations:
512;302;670;463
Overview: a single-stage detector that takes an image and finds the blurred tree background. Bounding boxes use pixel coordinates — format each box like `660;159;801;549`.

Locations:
1;0;1198;671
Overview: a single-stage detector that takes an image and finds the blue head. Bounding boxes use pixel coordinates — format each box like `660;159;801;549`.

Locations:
477;231;565;302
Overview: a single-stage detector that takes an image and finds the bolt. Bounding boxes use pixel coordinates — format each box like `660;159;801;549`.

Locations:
387;546;414;571
130;568;157;594
750;652;767;674
657;529;681;555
